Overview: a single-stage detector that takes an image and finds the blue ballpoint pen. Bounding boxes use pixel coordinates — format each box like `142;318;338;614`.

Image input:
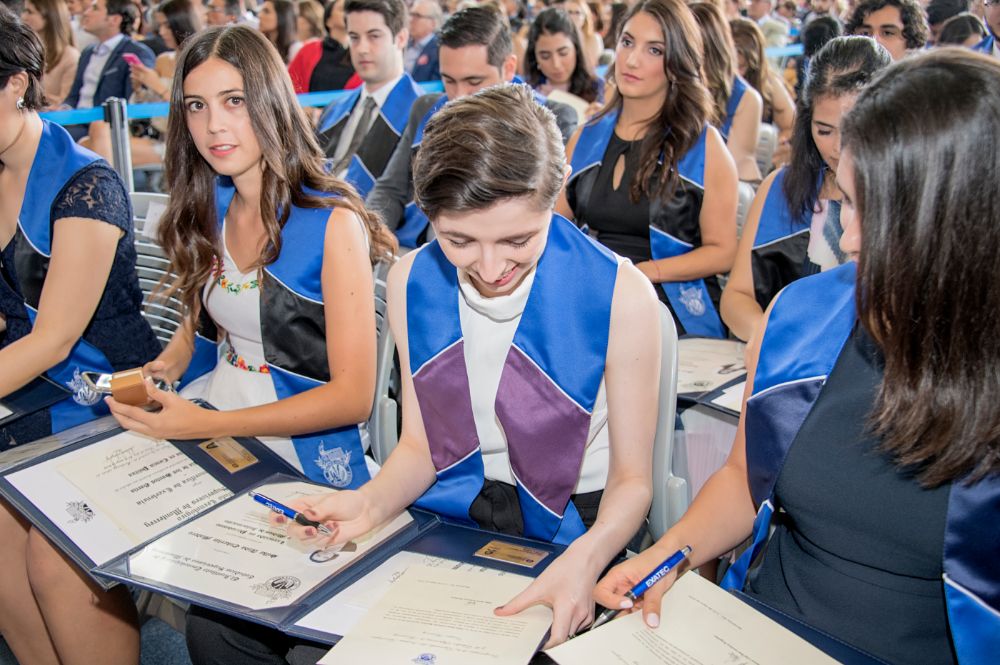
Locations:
250;491;333;536
589;545;693;631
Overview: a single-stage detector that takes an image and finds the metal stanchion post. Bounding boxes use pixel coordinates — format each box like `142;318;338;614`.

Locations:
103;97;134;192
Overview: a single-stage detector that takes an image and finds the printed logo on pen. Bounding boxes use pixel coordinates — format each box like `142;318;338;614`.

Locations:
315;443;353;488
66;500;95;524
412;654;436;665
251;575;302;602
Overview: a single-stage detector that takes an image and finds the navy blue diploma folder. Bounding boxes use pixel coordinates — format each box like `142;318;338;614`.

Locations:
0;414;300;590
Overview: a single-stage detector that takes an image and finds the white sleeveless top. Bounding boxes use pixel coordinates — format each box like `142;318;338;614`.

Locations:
195;227;302;471
456;266;611;493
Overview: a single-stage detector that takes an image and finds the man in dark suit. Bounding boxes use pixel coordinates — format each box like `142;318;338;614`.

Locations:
315;0;422;198
61;0;155;139
405;0;440;82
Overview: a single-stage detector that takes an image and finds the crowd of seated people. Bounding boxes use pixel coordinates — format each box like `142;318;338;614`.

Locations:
0;0;999;663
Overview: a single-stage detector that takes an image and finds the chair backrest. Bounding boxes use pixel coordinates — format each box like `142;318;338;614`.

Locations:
649;303;685;541
735;180;757;239
755;123;779;177
368;259;400;465
130;192;183;348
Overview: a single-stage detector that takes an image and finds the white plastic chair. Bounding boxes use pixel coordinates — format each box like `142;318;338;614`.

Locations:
368;259;400;465
130;192;183;348
755;123;779;178
648;303;685;540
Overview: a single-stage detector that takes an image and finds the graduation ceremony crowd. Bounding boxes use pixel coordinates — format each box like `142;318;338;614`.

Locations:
0;0;997;659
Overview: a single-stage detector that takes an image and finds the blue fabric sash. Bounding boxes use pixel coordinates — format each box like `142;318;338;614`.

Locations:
406;215;618;543
188;179;370;488
720;262;1000;663
569;110;723;337
973;34;995;55
720;75;748;140
18;120;115;431
752;169;810;250
318;75;422;199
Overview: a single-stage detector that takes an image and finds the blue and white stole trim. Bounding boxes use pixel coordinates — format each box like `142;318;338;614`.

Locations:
752;169;809;250
719;75;749;141
397;78;549;248
406;215;618;544
317;74;423;199
18;120;115;432
202;179;370;488
719;262;1000;664
568;110;724;337
973;34;995;56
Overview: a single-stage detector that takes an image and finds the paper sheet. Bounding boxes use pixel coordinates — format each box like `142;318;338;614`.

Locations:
319;564;551;665
7;431;232;565
546;573;839;665
0;402;12;420
294;551;509;638
677;338;746;395
127;481;414;610
709;380;746;414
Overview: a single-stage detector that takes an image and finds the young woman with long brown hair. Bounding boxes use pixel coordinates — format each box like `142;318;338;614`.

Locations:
598;48;1000;665
557;0;738;338
20;0;79;103
729;17;794;151
107;24;395;491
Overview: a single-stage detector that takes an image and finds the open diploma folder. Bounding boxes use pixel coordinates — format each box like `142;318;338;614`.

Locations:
0;422;301;589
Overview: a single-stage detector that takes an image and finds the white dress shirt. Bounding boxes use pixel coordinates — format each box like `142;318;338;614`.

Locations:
77;33;126;109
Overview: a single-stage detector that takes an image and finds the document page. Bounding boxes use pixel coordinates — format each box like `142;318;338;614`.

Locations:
295;551;509;638
0;402;12;420
7;432;232;565
319;564;552;665
546;573;839;665
677;338;746;395
128;481;414;610
709;380;746;414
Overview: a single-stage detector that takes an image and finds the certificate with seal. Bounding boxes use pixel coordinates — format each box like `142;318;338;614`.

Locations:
318;564;552;665
127;480;415;610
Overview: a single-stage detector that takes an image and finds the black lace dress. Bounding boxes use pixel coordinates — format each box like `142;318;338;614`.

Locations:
0;161;162;447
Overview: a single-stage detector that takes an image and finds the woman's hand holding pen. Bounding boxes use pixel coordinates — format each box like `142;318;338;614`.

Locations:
279;490;376;547
593;539;688;629
105;378;215;439
494;543;602;648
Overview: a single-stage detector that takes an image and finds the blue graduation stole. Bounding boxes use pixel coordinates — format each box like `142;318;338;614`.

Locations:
720;262;1000;664
406;215;618;544
973;34;995;55
316;74;423;199
17;120;115;432
720;75;749;140
186;179;370;489
749;168;812;308
568;110;724;337
396;78;551;248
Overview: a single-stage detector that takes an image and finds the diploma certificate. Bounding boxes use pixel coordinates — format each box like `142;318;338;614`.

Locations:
319;564;552;665
677;338;746;395
127;481;414;611
6;431;232;565
546;573;839;665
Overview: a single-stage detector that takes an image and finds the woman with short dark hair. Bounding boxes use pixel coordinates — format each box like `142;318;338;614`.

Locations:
598;48;1000;665
281;83;662;652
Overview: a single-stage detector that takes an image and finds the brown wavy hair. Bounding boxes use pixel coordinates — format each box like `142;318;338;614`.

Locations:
729;18;772;121
28;0;73;74
689;2;735;129
844;49;1000;486
600;0;712;203
158;25;396;321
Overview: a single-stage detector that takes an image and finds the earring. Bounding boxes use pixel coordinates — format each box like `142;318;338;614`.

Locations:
15;97;24;111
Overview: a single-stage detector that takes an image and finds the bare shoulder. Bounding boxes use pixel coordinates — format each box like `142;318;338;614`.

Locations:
612;260;659;320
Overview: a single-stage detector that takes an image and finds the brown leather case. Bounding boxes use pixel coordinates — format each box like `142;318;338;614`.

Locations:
110;369;149;406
